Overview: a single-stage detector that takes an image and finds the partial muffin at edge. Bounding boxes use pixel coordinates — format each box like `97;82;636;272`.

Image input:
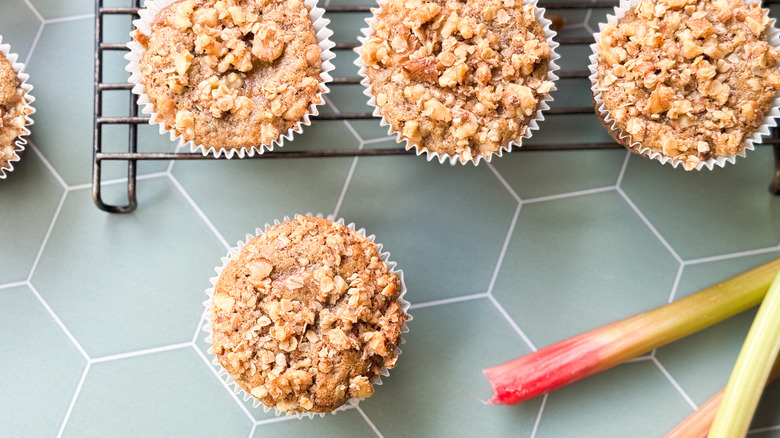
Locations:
595;0;780;169
0;51;28;171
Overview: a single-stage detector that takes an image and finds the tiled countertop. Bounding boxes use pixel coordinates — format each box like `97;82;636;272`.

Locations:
2;0;780;437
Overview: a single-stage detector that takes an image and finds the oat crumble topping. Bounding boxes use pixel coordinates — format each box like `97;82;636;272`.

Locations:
360;0;553;162
0;52;28;170
596;0;780;169
211;216;407;414
137;0;323;151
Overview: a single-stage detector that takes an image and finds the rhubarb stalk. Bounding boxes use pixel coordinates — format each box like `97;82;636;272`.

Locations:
484;258;780;405
707;267;780;438
664;359;780;438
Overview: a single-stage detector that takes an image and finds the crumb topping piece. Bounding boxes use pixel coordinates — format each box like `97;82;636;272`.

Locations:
0;52;28;170
211;216;407;414
360;0;553;162
596;0;780;169
137;0;323;151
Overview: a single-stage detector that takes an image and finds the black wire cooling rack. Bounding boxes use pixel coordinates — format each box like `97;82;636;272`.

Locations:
93;0;780;213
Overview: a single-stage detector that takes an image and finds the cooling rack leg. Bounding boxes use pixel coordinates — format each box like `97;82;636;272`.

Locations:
92;156;139;213
91;0;139;213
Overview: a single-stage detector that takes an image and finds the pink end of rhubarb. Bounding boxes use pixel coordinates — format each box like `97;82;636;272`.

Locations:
484;334;606;405
483;259;780;407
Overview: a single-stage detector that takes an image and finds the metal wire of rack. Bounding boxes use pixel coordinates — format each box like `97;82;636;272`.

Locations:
93;0;780;213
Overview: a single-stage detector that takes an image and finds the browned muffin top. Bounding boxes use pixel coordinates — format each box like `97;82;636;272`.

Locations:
596;0;780;169
136;0;323;152
211;216;407;414
360;0;553;162
0;52;27;169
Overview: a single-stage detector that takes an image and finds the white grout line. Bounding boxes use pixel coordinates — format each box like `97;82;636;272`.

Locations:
624;355;653;364
66;183;94;192
684;246;780;266
56;363;90;438
563;23;586;29
486;203;522;296
666;263;685;303
487;294;537;352
247;423;257;438
486;162;521;203
24;22;45;66
529;394;548;438
27;283;90;360
617;188;683;264
168;174;231;250
322;94;362;219
44;14;94;25
22;0;44;23
68;171;170;192
331;153;361;219
615;150;631;187
0;281;28;291
253;415;297;426
522;185;615;205
652;357;698;411
748;424;780;435
192;345;258;424
26;191;67;282
27;140;68;190
342;120;363;144
355;405;385;438
192;315;207;344
361;135;398;145
91;342;192;364
408;293;488;311
323;95;341;114
582;7;594;35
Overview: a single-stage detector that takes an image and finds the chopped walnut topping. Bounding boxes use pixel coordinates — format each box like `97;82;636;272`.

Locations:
212;216;408;414
360;0;553;162
402;58;438;83
136;0;324;152
596;0;780;169
0;52;29;171
252;21;286;63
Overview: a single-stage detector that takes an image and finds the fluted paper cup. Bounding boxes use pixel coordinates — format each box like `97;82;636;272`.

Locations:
356;0;560;165
0;36;35;180
202;214;411;418
589;0;780;170
126;0;335;158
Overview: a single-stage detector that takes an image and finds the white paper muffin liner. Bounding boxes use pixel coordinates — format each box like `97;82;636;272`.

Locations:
588;0;780;170
0;36;35;180
355;0;560;166
125;0;335;159
202;214;411;418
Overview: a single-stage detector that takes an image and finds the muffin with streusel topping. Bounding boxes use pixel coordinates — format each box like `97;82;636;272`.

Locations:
208;216;409;415
0;42;34;178
129;0;332;156
358;0;558;164
592;0;780;170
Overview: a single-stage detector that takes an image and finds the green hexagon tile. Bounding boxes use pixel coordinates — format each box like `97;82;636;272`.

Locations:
1;0;780;437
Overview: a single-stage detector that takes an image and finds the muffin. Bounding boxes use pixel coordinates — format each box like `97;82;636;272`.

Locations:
0;43;33;179
128;0;332;157
208;216;409;415
592;0;780;170
358;0;558;164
